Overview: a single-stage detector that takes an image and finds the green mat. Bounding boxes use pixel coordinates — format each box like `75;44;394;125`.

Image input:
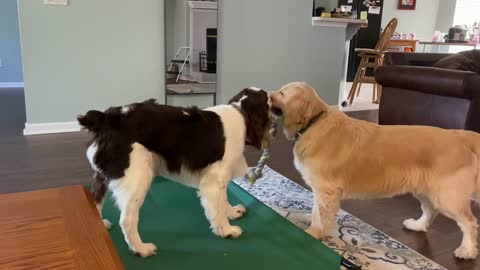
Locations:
103;177;342;269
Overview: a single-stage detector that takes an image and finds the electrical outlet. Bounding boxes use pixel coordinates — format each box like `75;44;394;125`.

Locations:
44;0;68;6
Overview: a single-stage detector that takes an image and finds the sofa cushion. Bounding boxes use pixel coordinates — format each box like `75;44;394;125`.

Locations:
433;50;480;73
375;65;479;99
379;87;471;129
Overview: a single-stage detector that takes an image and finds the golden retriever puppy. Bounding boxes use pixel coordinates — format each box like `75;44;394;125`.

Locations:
269;82;480;259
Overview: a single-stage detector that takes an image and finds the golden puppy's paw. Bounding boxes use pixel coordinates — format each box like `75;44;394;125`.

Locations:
228;204;246;220
131;243;158;258
403;218;428;232
214;225;243;238
454;245;478;259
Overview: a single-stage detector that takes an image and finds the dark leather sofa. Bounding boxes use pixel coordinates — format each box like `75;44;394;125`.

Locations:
375;52;480;132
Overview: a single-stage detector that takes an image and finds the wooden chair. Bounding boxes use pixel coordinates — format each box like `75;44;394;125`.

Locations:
347;18;398;105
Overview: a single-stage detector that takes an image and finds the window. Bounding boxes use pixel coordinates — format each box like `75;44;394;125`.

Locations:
449;0;480;53
453;0;480;26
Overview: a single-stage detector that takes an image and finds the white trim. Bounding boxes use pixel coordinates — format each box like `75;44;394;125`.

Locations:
329;105;344;112
188;1;217;10
23;121;81;136
312;17;368;28
0;82;24;88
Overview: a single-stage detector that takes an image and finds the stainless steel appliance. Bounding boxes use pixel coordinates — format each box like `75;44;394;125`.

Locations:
448;25;468;43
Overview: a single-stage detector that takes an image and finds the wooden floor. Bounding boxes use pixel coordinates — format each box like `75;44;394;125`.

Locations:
1;89;478;269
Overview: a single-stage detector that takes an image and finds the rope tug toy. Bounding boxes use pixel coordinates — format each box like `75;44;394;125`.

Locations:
245;114;279;184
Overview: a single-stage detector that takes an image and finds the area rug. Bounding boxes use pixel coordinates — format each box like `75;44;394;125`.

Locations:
234;167;447;270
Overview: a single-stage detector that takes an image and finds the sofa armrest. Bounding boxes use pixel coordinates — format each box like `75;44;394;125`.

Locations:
384;52;452;66
375;66;480;99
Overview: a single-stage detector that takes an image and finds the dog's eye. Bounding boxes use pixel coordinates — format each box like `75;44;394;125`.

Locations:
280;91;284;96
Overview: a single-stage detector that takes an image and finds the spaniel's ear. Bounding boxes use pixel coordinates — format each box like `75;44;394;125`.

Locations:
77;110;105;132
229;87;270;149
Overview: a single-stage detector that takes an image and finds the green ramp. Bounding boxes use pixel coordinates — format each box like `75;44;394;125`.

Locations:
103;177;343;269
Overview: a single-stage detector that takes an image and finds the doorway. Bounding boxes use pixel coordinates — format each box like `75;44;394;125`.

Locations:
165;0;218;108
0;0;26;136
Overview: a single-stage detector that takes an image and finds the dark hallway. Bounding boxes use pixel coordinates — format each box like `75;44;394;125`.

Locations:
0;88;25;136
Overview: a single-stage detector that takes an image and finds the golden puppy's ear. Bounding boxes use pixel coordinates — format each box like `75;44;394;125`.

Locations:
289;95;318;125
281;84;328;140
282;96;310;140
301;87;328;120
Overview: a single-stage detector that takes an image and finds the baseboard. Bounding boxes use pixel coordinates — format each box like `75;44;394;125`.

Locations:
0;82;24;88
329;105;341;111
23;121;81;136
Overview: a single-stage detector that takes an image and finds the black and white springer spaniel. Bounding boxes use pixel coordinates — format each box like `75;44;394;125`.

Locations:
78;88;270;257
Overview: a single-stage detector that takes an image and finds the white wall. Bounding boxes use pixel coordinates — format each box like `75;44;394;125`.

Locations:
165;0;189;62
382;0;440;41
218;0;346;105
315;0;337;12
435;0;457;33
18;0;165;124
0;0;23;83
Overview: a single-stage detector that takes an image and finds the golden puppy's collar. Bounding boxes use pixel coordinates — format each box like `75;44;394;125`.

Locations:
295;110;327;141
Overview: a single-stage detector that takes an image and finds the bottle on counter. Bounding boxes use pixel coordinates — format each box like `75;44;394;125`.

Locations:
432;31;441;42
473;20;480;44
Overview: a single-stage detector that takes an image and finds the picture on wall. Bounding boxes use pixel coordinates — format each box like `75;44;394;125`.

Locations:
398;0;416;10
